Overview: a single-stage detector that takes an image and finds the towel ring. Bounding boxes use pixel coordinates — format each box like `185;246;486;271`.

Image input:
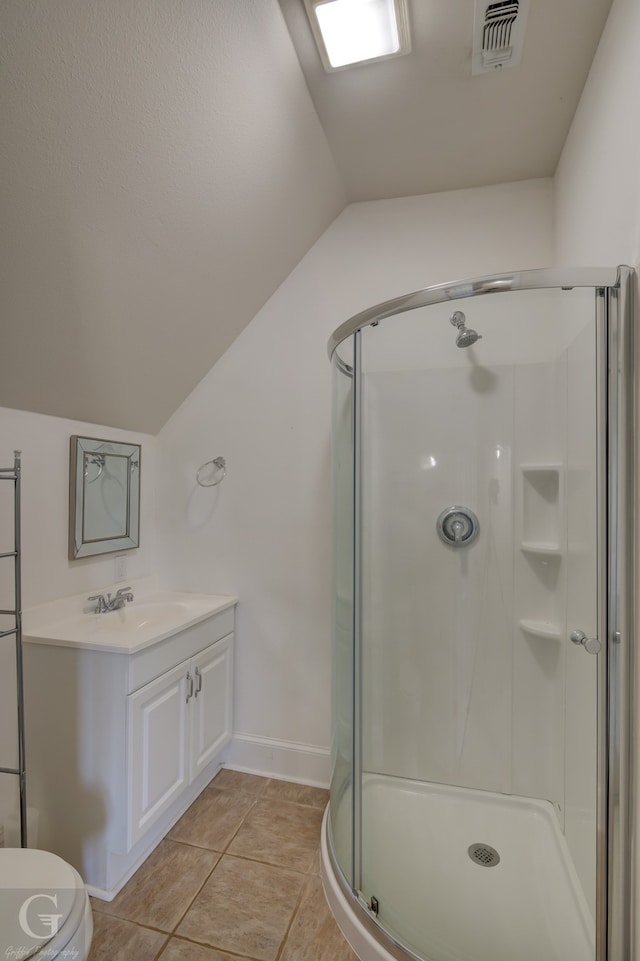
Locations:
196;456;226;488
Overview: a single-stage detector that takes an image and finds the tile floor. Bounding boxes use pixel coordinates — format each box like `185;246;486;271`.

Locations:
88;769;358;961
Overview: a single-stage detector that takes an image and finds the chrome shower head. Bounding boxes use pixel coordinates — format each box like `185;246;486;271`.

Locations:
456;327;482;348
450;310;482;349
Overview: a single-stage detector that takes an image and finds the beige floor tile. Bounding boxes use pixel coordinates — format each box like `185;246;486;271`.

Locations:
210;768;269;796
159;936;254;961
168;783;256;850
227;797;324;873
280;876;359;961
263;779;329;809
89;895;109;914
308;844;321;876
96;838;219;931
88;912;168;961
176;854;305;961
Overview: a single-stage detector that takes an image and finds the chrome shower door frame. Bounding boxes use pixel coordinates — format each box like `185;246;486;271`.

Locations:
603;268;635;961
330;265;635;961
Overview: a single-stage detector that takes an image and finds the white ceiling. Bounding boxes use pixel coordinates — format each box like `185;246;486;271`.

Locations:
0;0;613;433
278;0;614;200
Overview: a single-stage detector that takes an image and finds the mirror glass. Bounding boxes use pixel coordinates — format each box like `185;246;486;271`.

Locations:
69;435;141;559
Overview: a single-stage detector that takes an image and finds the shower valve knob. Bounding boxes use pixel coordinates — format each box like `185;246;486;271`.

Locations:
570;630;601;655
436;506;479;548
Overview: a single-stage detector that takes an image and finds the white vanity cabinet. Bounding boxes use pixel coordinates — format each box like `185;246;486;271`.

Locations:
23;594;236;900
127;633;233;848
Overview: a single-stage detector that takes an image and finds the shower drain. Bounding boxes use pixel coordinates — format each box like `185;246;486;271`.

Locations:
468;842;501;867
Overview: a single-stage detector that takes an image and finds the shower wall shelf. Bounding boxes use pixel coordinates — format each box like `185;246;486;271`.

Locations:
520;464;563;554
520;543;563;557
518;619;562;642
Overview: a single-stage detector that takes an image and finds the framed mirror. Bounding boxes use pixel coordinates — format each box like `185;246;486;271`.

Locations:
69;435;141;560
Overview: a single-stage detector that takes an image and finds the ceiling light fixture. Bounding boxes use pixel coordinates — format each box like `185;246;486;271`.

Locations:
304;0;411;72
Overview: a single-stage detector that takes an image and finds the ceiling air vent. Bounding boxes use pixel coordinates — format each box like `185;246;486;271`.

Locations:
472;0;529;75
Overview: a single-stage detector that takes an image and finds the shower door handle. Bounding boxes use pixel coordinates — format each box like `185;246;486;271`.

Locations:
570;630;601;655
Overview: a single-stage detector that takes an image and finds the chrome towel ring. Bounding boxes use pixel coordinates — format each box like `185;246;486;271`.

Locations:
196;456;226;488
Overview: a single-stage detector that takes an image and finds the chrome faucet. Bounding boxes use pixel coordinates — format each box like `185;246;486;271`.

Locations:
113;587;134;608
88;588;135;614
88;593;109;614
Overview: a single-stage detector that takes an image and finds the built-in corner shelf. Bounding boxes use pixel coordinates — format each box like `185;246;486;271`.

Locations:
517;463;565;645
521;464;563;552
520;463;562;474
520;542;563;557
518;619;562;642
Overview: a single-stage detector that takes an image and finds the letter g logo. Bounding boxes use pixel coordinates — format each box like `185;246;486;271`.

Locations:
18;894;63;940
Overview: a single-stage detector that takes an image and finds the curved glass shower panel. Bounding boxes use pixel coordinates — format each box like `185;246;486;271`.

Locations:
354;285;601;961
330;335;356;887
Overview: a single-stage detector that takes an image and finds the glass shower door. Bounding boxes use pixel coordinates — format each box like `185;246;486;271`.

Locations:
355;285;603;961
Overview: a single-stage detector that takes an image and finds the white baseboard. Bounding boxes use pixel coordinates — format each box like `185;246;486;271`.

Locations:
223;732;330;788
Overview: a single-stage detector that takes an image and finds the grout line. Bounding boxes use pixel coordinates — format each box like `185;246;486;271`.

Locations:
274;873;312;961
164;932;267;961
168;854;222;936
218;797;260;853
167;837;226;855
149;933;171;961
215;849;311;875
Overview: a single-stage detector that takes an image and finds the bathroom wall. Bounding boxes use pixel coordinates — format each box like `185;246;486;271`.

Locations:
157;178;554;784
0;406;156;824
555;0;640;269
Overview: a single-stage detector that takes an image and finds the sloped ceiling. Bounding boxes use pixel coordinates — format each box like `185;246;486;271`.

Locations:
278;0;614;200
0;0;346;433
0;0;612;433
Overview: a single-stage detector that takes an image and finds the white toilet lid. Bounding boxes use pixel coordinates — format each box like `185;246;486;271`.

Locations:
0;849;84;959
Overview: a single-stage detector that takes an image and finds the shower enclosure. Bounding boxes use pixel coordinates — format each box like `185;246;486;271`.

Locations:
323;268;635;961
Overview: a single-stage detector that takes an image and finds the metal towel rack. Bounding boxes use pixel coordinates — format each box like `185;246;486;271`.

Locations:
0;451;27;847
196;456;226;488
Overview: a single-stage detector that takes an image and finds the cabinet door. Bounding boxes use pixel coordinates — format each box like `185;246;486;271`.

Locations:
127;660;190;849
190;634;233;780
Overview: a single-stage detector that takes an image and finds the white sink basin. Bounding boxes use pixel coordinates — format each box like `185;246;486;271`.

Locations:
23;591;238;653
94;601;191;632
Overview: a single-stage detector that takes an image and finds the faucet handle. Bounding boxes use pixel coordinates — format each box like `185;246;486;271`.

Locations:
88;593;107;613
114;586;134;604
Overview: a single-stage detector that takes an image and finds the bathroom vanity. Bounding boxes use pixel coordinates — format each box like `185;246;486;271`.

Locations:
22;589;237;899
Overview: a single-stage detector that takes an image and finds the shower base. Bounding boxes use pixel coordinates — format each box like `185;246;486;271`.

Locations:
321;774;594;961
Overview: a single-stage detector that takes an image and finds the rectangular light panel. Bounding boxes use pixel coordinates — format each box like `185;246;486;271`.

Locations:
306;0;411;72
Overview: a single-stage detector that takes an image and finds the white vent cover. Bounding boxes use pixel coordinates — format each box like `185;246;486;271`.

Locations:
472;0;529;74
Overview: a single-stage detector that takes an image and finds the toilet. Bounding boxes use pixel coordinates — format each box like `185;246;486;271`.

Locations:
0;848;93;960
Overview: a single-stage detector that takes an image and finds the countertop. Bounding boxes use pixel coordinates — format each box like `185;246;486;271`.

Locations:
22;590;238;655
